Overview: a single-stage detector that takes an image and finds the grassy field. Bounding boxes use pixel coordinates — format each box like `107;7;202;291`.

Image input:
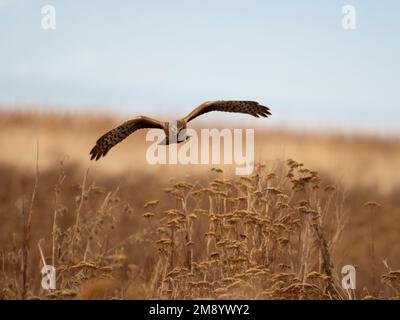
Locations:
0;110;399;299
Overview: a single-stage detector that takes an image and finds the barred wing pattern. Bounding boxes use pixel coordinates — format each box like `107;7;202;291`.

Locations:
90;116;164;160
183;100;271;123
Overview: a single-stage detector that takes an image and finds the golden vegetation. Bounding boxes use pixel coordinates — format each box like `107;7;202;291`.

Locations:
0;111;399;300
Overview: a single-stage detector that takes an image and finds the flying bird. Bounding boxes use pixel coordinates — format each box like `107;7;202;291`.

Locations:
90;100;271;160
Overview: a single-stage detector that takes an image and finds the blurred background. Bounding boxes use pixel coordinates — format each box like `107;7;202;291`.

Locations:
0;0;399;299
1;0;400;132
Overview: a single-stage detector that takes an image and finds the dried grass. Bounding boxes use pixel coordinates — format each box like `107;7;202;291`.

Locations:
0;111;399;300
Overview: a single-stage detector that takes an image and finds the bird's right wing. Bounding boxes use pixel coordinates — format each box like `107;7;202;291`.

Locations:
183;100;271;123
90;116;164;160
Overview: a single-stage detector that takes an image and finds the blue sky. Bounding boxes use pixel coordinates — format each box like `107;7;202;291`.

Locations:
0;0;399;132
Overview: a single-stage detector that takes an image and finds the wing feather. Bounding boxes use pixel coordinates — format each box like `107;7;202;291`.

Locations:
183;100;271;123
90;116;164;160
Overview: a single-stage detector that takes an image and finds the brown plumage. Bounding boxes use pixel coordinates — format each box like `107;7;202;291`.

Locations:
90;100;271;160
90;116;164;160
183;100;271;122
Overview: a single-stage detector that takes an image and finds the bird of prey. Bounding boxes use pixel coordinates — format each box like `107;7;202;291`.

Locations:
90;100;271;160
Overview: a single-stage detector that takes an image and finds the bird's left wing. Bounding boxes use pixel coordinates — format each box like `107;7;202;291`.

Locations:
183;100;271;123
90;116;164;160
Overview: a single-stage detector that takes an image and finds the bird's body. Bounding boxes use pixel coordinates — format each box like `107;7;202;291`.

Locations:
158;120;188;145
90;100;271;160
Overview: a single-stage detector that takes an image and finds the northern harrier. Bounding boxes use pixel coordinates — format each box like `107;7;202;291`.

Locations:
90;100;271;160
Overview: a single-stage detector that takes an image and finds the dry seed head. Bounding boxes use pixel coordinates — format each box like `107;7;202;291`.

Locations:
216;239;227;246
166;218;181;227
274;223;288;231
167;268;181;277
164;209;181;216
227;280;245;290
111;196;120;203
267;172;276;179
234;210;248;216
174;182;194;190
227;217;240;224
306;271;331;281
266;187;283;195
240;176;253;183
143;212;155;218
310;176;320;183
157;227;168;234
364;201;382;208
277;202;289;209
324;185;336;192
297;206;308;213
277;193;289;200
246;267;263;274
158;238;172;245
214;287;228;294
299;200;309;206
215;191;228;197
204;231;216;237
221;277;236;283
193;209;208;215
210;215;221;222
253;191;264;197
239;182;253;190
190;190;202;197
287;159;296;166
210;181;224;189
277;237;289;245
213;179;225;185
144;200;159;209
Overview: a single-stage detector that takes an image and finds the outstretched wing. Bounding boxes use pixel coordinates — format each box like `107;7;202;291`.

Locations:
183;100;271;123
90;116;164;160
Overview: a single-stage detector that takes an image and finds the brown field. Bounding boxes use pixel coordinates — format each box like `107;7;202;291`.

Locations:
0;110;399;299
